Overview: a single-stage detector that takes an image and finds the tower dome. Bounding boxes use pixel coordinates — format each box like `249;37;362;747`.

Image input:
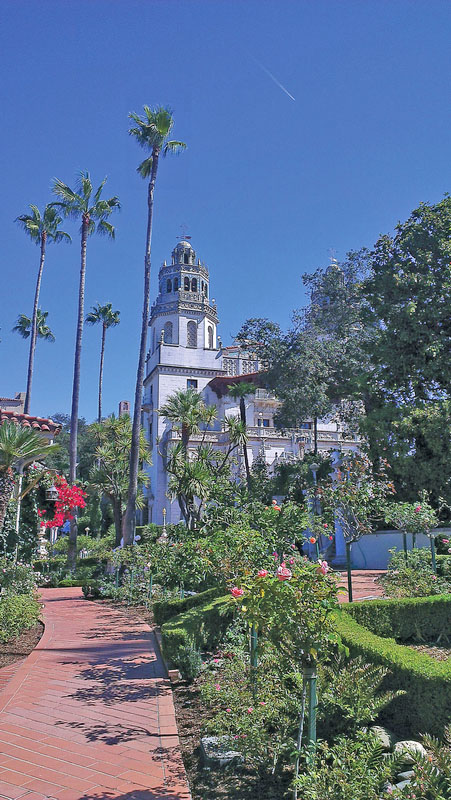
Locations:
172;239;196;266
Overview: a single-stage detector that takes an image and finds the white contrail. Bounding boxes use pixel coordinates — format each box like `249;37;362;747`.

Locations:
252;56;296;101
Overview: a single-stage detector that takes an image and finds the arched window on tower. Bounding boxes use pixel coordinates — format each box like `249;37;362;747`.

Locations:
164;321;173;344
208;325;214;349
184;252;189;265
191;278;197;292
166;278;172;293
204;283;208;298
187;321;197;348
184;276;190;291
174;277;179;291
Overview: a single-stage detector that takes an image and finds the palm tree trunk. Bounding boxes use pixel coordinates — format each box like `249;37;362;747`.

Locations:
123;149;160;546
24;234;46;415
240;397;252;490
68;218;89;569
98;323;106;423
0;469;16;533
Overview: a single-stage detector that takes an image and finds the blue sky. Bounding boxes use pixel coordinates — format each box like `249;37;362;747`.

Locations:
1;0;450;422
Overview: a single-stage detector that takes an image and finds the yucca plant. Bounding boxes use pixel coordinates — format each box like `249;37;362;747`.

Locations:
0;421;58;531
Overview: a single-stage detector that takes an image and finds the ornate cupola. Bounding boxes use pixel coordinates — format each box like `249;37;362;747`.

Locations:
148;238;219;356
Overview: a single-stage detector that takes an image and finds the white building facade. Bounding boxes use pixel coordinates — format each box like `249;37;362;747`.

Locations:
142;239;357;525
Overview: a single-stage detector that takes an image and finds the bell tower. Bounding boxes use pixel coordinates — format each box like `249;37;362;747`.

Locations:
143;238;223;524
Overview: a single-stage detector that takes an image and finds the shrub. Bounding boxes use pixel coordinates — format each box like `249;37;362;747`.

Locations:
294;730;406;800
160;595;233;674
335;609;451;737
0;558;36;595
0;594;40;642
346;594;451;642
378;547;451;598
153;587;221;626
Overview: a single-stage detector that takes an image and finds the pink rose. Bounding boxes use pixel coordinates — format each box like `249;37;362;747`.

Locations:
414;505;422;512
247;707;253;713
215;684;221;690
259;701;266;706
442;539;449;544
432;575;437;581
230;587;244;598
289;558;295;565
257;569;268;578
226;708;231;713
276;564;292;581
317;560;330;576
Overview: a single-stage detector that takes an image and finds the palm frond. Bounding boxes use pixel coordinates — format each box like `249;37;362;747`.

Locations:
137;156;153;178
163;140;187;157
93;176;107;205
97;220;115;239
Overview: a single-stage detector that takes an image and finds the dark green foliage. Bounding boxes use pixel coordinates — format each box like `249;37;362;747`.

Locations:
318;656;404;739
346;595;451;641
0;594;40;642
160;595;233;674
153;587;221;626
46;413;97;482
294;729;406;800
335;607;451;737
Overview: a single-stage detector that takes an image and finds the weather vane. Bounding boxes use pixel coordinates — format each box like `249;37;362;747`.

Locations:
178;223;191;241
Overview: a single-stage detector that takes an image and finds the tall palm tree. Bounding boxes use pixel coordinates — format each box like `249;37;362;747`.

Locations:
123;106;186;546
0;421;58;532
15;204;70;414
227;381;256;490
13;310;55;344
86;303;120;422
53;172;120;567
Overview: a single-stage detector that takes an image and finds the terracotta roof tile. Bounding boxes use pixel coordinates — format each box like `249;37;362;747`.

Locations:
0;410;61;436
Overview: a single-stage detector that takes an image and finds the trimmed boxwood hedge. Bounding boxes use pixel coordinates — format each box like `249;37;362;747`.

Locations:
160;594;233;667
335;607;451;738
345;594;451;641
153;587;221;626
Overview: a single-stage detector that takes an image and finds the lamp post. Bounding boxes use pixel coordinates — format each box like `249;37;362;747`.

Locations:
157;507;168;543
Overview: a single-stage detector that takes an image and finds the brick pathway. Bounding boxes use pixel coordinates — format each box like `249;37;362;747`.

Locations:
337;569;385;602
0;588;191;800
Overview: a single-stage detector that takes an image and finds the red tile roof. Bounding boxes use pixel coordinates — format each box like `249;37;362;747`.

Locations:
208;372;263;397
0;409;61;436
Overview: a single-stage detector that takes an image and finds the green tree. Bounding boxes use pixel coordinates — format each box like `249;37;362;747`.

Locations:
86;303;120;422
13;310;55;343
123;106;186;546
227;381;256;490
361;197;451;503
52;172;120;567
15;204;70;414
46;413;97;482
0;421;58;532
159;388;216;454
89;415;150;546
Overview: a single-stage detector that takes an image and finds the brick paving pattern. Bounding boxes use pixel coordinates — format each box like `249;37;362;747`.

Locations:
337;569;385;601
0;588;191;800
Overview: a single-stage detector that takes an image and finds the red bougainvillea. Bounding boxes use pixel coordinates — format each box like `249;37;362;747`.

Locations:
40;475;86;529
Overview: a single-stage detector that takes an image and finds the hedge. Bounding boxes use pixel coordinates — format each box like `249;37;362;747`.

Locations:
153;587;222;626
160;594;233;669
345;594;451;642
0;594;41;643
335;609;451;737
